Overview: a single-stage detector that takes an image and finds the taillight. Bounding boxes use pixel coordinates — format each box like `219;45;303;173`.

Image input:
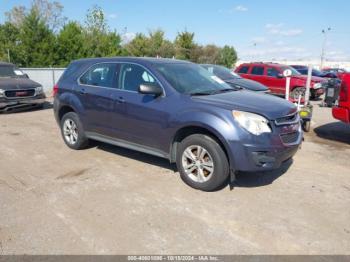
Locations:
53;84;59;97
339;82;348;102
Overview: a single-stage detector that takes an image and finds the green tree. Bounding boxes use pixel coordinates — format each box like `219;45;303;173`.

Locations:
125;33;149;57
175;30;195;60
18;8;57;66
83;5;123;58
218;45;237;68
5;0;65;31
196;45;221;64
0;22;22;64
56;21;85;66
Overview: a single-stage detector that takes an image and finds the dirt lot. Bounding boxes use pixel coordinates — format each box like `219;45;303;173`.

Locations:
0;101;349;255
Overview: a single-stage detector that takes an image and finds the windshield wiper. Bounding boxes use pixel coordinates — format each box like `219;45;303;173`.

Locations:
212;88;237;94
190;91;214;96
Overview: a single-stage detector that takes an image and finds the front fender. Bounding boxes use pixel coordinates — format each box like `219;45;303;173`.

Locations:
169;108;241;170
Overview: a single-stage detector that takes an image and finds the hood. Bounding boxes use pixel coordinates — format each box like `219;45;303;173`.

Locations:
192;90;297;120
0;77;41;90
225;78;269;92
291;75;326;83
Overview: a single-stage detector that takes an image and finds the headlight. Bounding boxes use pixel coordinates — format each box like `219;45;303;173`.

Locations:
0;89;4;97
232;110;272;136
313;83;322;89
35;86;44;95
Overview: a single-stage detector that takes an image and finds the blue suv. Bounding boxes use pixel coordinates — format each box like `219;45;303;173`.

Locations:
54;57;302;191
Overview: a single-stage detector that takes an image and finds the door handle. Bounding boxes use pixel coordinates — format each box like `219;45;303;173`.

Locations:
79;88;86;95
116;97;125;103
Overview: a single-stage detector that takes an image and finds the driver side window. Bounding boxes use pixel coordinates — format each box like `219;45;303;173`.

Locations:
119;63;157;92
267;67;280;77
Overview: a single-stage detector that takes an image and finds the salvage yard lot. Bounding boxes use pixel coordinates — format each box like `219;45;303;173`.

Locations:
0;101;350;255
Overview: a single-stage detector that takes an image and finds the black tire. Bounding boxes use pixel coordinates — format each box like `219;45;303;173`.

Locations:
176;134;229;191
60;112;89;150
302;120;311;132
290;87;306;101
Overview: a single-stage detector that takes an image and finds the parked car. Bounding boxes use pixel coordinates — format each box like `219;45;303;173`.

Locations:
235;62;326;100
0;62;46;112
333;73;350;123
200;64;269;93
322;68;348;80
290;65;339;80
54;57;302;191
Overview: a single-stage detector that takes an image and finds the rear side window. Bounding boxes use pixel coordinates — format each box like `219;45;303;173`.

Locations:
79;63;116;88
267;67;280;77
61;62;80;79
238;66;249;74
251;66;264;75
119;63;157;92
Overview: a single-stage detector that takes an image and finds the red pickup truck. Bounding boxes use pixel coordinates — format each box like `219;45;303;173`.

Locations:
333;73;350;123
235;62;326;100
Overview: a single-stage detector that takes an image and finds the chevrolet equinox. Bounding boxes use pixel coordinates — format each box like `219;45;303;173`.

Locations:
54;57;302;191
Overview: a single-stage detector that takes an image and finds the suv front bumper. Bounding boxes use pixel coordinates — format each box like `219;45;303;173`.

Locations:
0;94;46;112
228;125;303;172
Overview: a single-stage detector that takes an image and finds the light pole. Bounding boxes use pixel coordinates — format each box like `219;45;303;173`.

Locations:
6;41;22;64
7;48;10;63
320;27;331;69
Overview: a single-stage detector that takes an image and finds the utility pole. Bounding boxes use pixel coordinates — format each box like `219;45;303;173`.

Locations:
7;48;10;63
320;27;331;70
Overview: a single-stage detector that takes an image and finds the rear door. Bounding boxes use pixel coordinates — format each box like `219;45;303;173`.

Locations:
265;67;286;95
76;63;119;136
247;65;266;84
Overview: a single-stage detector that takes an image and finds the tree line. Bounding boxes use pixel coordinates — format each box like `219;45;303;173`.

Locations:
0;0;238;68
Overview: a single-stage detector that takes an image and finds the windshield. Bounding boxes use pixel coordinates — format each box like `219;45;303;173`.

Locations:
202;65;241;80
281;66;301;76
155;63;235;95
0;65;25;78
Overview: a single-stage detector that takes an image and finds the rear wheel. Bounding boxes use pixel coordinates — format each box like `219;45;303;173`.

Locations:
176;134;229;191
60;112;89;150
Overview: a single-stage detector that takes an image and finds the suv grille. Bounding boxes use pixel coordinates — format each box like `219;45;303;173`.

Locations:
5;89;35;98
280;132;299;144
275;113;298;126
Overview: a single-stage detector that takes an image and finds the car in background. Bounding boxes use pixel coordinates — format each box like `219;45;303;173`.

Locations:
201;64;269;93
290;65;339;80
235;62;326;100
0;62;46;112
54;57;302;191
322;68;348;80
333;73;350;123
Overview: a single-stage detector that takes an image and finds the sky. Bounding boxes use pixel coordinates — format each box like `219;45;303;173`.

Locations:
1;0;350;62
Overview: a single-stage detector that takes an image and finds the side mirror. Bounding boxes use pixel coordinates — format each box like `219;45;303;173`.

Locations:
139;83;163;96
277;73;284;78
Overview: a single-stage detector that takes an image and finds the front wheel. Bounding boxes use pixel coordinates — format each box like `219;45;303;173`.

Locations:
302;120;311;132
290;87;306;101
176;134;230;191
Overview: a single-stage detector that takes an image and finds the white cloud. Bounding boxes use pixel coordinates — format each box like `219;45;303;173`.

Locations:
235;5;248;12
240;46;312;60
122;32;136;44
265;23;303;37
265;23;284;30
108;13;118;19
280;29;303;36
252;37;267;44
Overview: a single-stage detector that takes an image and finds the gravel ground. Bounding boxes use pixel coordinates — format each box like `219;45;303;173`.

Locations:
0;101;349;255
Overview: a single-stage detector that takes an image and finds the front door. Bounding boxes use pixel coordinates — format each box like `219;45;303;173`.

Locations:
265;67;286;95
111;63;169;153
